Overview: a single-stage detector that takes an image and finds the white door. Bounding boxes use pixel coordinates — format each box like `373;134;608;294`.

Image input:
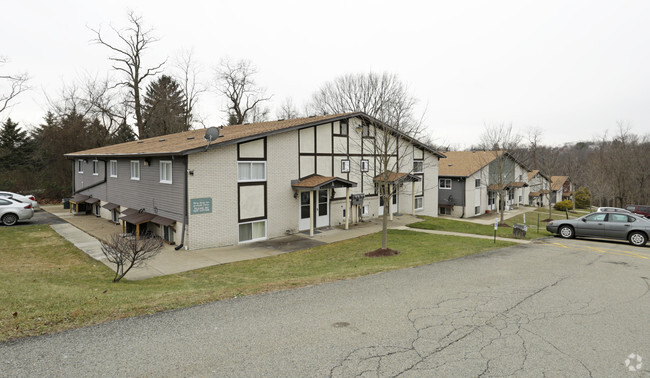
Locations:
299;190;329;231
378;192;397;216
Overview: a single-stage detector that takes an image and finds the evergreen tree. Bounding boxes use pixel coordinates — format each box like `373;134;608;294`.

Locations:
112;120;137;144
142;75;188;138
0;118;30;170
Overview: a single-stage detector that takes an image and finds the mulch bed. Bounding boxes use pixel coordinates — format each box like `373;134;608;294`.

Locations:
364;248;400;257
498;223;510;227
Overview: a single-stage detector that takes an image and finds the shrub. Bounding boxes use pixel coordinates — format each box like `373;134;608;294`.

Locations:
574;187;591;208
554;200;574;211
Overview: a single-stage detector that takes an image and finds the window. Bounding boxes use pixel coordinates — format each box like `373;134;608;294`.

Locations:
415;196;423;210
238;162;266;181
111;209;119;223
77;160;84;173
338;120;348;135
439;207;451;215
341;160;350;173
475;179;481;188
239;220;266;242
160;161;172;184
94;204;100;216
518;195;523;203
92;160;99;175
585;213;606;222
518;174;523;181
109;160;117;178
508;190;514;200
362;205;369;216
362;124;370;137
130;161;140;180
440;178;452;189
488;191;496;205
475;206;481;215
163;225;174;243
413;160;423;173
360;159;369;172
609;213;630;223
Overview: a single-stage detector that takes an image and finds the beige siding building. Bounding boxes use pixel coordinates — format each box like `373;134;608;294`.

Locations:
67;112;443;250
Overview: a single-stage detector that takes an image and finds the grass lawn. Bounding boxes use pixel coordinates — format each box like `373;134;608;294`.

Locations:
408;211;556;239
0;225;515;342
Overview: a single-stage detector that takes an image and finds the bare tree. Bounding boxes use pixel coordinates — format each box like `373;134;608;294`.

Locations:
276;97;300;120
311;72;427;251
90;11;165;137
174;49;206;129
479;123;522;224
214;59;272;125
100;233;164;282
0;56;29;115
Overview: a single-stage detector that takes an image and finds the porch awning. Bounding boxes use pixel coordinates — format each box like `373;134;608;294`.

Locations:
489;181;529;191
508;181;528;188
151;215;176;227
70;194;90;203
374;171;421;183
562;191;573;198
119;211;156;225
529;191;541;197
291;174;357;190
439;204;454;208
488;184;507;191
85;197;100;205
121;208;139;216
102;202;119;211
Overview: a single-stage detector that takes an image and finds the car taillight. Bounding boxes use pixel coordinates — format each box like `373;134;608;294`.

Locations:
24;204;32;209
28;196;35;201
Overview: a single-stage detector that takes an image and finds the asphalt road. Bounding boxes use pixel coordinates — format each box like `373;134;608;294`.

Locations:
1;237;649;376
4;209;66;227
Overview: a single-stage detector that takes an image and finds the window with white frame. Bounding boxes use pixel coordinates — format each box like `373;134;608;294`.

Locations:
415;196;424;210
362;204;369;216
508;190;514;200
338;120;348;135
440;178;452;189
488;191;496;205
111;209;119;223
77;160;84;173
413;160;423;173
92;160;99;175
475;206;481;215
163;225;174;243
475;179;481;188
160;161;172;184
130;160;140;180
360;159;369;172
238;162;266;181
239;220;266;242
341;160;350;173
109;160;117;178
439;207;451;215
518;195;522;203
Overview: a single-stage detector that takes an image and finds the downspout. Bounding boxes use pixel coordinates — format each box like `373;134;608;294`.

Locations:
175;155;188;251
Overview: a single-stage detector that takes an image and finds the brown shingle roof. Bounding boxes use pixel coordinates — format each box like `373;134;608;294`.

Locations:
528;170;539;181
438;151;504;177
550;176;570;191
291;175;357;190
374;171;420;183
66;113;357;157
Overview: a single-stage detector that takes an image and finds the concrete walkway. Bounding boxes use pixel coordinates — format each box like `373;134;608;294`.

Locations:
394;225;530;244
44;205;529;280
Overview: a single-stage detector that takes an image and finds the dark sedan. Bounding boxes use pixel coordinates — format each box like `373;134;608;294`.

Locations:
547;211;650;247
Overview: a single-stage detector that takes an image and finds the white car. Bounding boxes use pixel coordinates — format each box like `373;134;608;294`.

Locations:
596;207;631;214
0;197;34;225
0;191;40;210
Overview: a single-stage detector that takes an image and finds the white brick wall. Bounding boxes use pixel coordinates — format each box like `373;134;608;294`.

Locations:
266;132;300;238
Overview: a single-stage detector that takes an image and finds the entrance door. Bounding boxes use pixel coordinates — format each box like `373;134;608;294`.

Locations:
379;192;397;215
299;190;329;231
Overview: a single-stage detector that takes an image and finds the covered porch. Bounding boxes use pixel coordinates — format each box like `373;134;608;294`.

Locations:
373;171;422;221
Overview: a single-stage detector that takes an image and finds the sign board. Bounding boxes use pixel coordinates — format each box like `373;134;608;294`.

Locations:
494;218;499;230
190;197;212;215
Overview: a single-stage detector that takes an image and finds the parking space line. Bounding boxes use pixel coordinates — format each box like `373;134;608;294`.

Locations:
550;241;649;260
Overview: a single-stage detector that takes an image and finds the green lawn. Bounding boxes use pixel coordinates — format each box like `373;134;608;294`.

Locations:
0;225;515;342
408;211;556;239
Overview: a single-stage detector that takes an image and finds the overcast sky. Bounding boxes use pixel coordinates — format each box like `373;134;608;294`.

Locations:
2;0;649;148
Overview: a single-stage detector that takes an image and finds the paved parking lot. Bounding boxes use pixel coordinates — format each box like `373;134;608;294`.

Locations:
1;237;648;376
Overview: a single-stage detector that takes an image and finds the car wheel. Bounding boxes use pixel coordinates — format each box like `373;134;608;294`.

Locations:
1;213;18;226
558;225;574;239
628;232;647;247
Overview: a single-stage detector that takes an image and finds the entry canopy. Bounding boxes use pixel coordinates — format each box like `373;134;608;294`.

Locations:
291;174;357;190
102;202;120;211
373;171;421;184
69;194;90;203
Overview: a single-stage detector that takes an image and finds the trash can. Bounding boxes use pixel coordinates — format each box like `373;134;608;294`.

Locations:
62;198;71;209
513;223;527;239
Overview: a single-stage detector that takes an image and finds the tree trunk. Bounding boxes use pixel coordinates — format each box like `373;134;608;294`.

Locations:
134;85;144;138
381;183;389;249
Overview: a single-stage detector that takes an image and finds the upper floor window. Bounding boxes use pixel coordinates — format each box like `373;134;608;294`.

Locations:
109;160;117;178
360;159;369;172
238;162;266;181
341;160;350;173
337;120;348;136
160;161;172;184
130;160;140;180
92;160;99;175
475;179;481;188
413;160;423;173
77;160;84;173
362;124;370;137
440;178;452;189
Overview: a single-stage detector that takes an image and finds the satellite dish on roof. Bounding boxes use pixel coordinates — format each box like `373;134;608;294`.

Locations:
204;127;220;142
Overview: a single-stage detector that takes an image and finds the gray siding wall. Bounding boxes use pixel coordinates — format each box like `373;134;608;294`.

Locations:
438;177;466;206
74;158;107;191
488;157;515;185
75;156;186;222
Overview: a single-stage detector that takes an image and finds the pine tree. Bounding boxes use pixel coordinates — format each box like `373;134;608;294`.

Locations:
142;75;188;138
112;120;137;144
0;118;30;170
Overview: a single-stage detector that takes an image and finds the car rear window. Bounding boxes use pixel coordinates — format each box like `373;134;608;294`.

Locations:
639;206;648;212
